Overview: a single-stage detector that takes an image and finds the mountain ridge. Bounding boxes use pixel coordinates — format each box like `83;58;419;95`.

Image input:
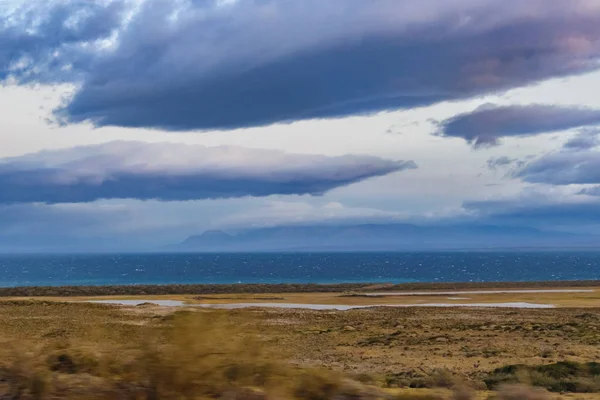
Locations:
172;223;596;252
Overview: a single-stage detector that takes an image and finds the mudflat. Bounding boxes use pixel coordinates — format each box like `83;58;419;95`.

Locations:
27;282;600;308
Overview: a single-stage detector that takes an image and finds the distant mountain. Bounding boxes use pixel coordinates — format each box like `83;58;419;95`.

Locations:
172;223;599;252
181;230;233;245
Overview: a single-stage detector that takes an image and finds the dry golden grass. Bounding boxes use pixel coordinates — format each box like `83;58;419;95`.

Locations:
0;303;307;399
236;305;600;378
0;297;599;399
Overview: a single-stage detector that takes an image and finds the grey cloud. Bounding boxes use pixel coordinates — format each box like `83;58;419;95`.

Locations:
0;141;415;203
578;186;600;196
486;156;526;171
517;150;600;184
216;200;406;229
563;127;600;150
438;104;600;147
3;0;600;130
464;197;600;227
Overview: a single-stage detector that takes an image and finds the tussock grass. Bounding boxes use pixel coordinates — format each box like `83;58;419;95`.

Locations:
489;384;551;400
0;310;282;399
485;361;600;393
0;307;368;399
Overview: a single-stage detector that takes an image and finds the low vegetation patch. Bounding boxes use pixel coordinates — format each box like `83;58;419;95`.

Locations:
485;361;600;393
1;280;599;297
0;311;336;399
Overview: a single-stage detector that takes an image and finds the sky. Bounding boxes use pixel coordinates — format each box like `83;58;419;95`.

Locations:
1;0;600;251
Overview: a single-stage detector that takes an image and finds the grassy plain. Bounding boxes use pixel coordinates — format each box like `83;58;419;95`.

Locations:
0;283;599;399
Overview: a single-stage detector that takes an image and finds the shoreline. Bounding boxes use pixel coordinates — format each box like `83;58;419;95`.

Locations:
1;279;600;297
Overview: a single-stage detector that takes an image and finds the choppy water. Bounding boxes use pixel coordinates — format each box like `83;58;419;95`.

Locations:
1;252;599;287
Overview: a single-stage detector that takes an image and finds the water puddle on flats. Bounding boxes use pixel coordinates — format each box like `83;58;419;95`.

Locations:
86;300;555;309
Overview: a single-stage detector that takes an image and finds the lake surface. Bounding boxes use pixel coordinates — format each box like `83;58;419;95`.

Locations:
1;252;599;287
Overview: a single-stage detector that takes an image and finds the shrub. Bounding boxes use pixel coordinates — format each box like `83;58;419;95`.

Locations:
409;369;460;389
451;385;475;400
292;371;342;400
491;384;551;400
484;361;600;393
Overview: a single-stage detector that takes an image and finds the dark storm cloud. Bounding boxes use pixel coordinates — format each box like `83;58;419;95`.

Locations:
517;150;600;185
438;104;600;147
0;141;415;203
3;0;600;130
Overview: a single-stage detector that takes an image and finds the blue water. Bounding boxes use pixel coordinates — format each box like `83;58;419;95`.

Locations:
0;252;599;287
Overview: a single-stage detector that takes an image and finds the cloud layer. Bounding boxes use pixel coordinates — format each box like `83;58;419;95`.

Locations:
464;195;600;227
578;186;600;196
486;156;526;171
0;202;131;249
438;104;600;147
517;150;600;185
0;141;414;203
216;200;406;228
563;127;600;150
3;0;600;130
0;0;126;83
